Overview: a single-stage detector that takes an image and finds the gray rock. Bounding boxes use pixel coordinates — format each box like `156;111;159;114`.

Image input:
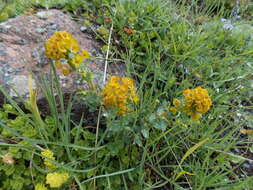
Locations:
7;75;36;97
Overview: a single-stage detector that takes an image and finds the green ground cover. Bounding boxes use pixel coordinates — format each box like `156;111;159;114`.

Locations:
0;0;253;189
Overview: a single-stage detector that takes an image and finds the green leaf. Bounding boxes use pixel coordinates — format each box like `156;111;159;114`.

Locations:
180;138;209;164
152;120;167;131
134;135;142;147
141;129;149;138
2;165;15;176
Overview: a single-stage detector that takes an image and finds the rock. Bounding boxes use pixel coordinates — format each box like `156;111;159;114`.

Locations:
0;9;125;108
7;75;36;98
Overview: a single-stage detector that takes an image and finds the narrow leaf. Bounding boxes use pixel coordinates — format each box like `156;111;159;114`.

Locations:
240;129;253;135
180;138;209;164
175;171;194;180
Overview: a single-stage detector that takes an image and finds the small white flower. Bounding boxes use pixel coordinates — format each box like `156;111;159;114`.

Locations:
221;18;227;22
223;22;234;30
221;18;234;30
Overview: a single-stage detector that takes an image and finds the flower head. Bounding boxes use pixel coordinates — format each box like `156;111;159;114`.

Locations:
103;76;139;115
41;149;57;170
45;31;80;60
35;183;48;190
182;86;212;119
46;172;69;188
45;31;91;76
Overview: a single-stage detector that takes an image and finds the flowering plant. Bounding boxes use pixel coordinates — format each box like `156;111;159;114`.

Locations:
103;76;139;115
45;31;90;75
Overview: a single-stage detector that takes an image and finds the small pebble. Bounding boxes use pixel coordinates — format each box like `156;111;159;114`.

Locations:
233;148;241;154
80;26;88;32
223;22;234;30
236;112;242;117
31;51;38;58
242;163;251;169
221;18;227;22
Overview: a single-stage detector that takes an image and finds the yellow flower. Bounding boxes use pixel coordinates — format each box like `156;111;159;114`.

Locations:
169;98;181;115
62;65;71;76
46;172;69;188
41;149;57;170
182;86;212;119
169;106;178;115
173;98;181;107
82;49;91;59
69;50;90;67
45;31;80;60
55;60;63;69
35;183;48;190
70;53;84;67
45;31;91;76
103;76;139;115
54;60;71;76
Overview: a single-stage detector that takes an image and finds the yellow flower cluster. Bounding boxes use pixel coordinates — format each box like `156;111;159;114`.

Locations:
35;183;48;190
103;76;139;115
41;149;57;170
45;31;80;60
46;172;69;188
45;31;90;76
182;86;212;119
